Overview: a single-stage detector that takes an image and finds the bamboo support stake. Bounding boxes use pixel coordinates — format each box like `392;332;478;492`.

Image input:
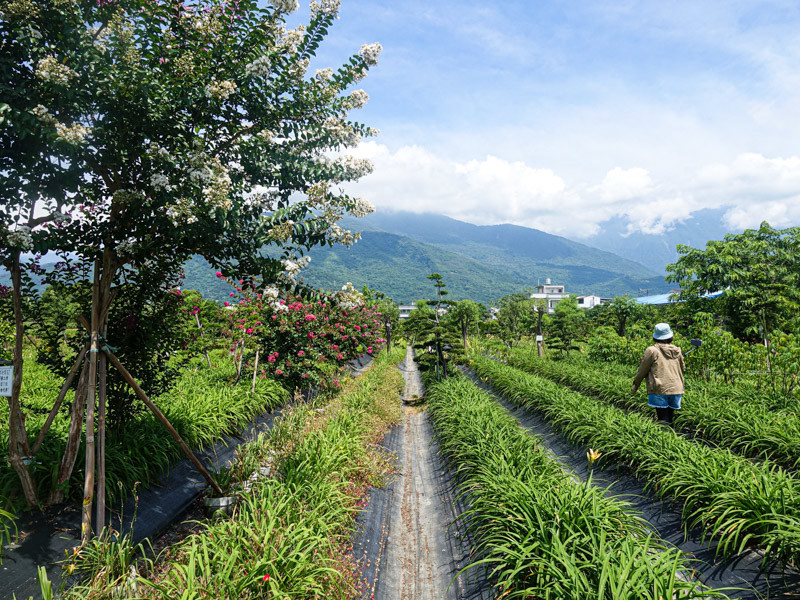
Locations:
32;344;89;455
251;348;260;393
104;351;224;496
81;261;101;545
95;326;107;533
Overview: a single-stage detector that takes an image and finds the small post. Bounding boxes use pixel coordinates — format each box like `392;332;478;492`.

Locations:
251;348;260;394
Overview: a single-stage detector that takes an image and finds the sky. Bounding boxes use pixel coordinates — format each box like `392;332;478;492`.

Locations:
287;0;800;240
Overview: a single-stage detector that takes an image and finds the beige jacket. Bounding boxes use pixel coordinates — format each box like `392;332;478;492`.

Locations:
633;343;685;395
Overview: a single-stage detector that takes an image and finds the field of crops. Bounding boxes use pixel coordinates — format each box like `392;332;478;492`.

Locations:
504;344;800;469
470;352;800;569
427;374;728;598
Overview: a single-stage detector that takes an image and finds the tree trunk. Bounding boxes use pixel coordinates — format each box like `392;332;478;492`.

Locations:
194;312;212;369
32;344;88;455
7;252;38;507
49;360;89;504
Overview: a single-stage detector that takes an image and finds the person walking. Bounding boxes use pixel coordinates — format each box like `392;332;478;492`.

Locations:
632;323;685;424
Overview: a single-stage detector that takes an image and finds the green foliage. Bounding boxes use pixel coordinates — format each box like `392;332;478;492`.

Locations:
546;295;585;357
494;293;534;348
444;298;485;350
472;354;800;567
427;375;727;599
667;222;800;340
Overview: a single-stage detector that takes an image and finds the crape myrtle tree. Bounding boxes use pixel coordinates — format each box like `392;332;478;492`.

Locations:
0;0;382;532
666;222;800;343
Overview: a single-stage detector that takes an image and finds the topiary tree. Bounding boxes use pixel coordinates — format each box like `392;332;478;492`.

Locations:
1;0;383;533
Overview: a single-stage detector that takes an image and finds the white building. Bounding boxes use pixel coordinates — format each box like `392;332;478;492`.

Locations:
529;279;570;314
577;295;611;309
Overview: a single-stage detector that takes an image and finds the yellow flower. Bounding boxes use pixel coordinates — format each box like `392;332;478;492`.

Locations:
586;448;602;465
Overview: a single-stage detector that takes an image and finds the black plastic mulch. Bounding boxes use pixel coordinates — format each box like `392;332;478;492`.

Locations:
2;407;283;600
467;369;800;600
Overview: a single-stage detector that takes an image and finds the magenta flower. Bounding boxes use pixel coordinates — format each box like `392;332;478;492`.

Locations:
275;369;283;375
215;271;223;278
297;350;305;356
229;292;235;297
224;301;231;306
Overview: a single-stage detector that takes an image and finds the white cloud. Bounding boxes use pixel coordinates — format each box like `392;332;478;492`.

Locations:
347;142;800;238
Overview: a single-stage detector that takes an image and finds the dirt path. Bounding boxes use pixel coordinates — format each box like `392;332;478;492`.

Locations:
355;346;488;600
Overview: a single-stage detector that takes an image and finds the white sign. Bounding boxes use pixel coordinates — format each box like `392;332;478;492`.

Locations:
0;366;13;397
536;335;543;342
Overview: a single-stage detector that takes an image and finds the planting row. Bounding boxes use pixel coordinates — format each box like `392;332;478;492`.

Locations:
0;350;285;511
505;345;800;469
29;345;405;600
427;374;727;598
471;354;800;568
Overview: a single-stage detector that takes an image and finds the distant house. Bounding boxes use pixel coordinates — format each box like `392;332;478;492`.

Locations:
529;279;570;314
577;295;611;309
398;304;416;319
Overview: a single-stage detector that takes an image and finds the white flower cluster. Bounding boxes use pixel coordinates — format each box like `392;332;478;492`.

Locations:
280;25;305;53
55;122;91;145
165;200;198;225
205;79;237;101
337;281;363;309
289;57;310;79
346;89;369;109
333;155;374;182
7;226;33;251
203;167;232;209
281;255;311;277
349;196;375;218
305;180;329;206
272;0;298;13
323;116;361;146
263;285;280;300
328;223;357;246
257;129;274;142
148;142;173;162
116;237;138;256
310;0;340;17
31;104;55;125
314;67;333;81
358;42;382;66
150;173;171;192
35;56;77;85
245;55;271;78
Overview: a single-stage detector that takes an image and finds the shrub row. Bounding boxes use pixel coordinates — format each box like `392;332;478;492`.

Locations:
471;354;800;568
427;375;728;599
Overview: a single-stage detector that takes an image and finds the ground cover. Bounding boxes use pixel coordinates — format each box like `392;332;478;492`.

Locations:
426;374;728;599
24;344;403;599
0;350;286;512
504;345;800;469
470;354;800;568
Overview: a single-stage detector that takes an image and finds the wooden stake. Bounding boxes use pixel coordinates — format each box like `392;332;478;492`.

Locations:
95;323;107;533
32;344;88;455
105;351;224;496
81;260;101;545
251;348;260;394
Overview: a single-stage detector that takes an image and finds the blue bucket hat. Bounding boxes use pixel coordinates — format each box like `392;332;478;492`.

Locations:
653;322;673;340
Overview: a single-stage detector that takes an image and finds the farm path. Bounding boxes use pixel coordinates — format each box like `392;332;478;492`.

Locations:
465;367;800;600
355;346;488;600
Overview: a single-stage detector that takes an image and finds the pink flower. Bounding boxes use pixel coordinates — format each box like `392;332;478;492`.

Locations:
307;332;314;339
297;350;305;356
268;355;276;363
224;301;231;306
301;373;308;379
367;346;373;353
275;369;283;375
263;574;269;581
304;314;316;321
229;292;235;297
215;271;223;278
246;328;254;334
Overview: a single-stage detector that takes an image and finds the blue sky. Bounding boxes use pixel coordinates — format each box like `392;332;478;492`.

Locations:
291;1;800;238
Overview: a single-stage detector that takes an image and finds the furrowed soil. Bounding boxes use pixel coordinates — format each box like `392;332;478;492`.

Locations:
354;347;489;600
